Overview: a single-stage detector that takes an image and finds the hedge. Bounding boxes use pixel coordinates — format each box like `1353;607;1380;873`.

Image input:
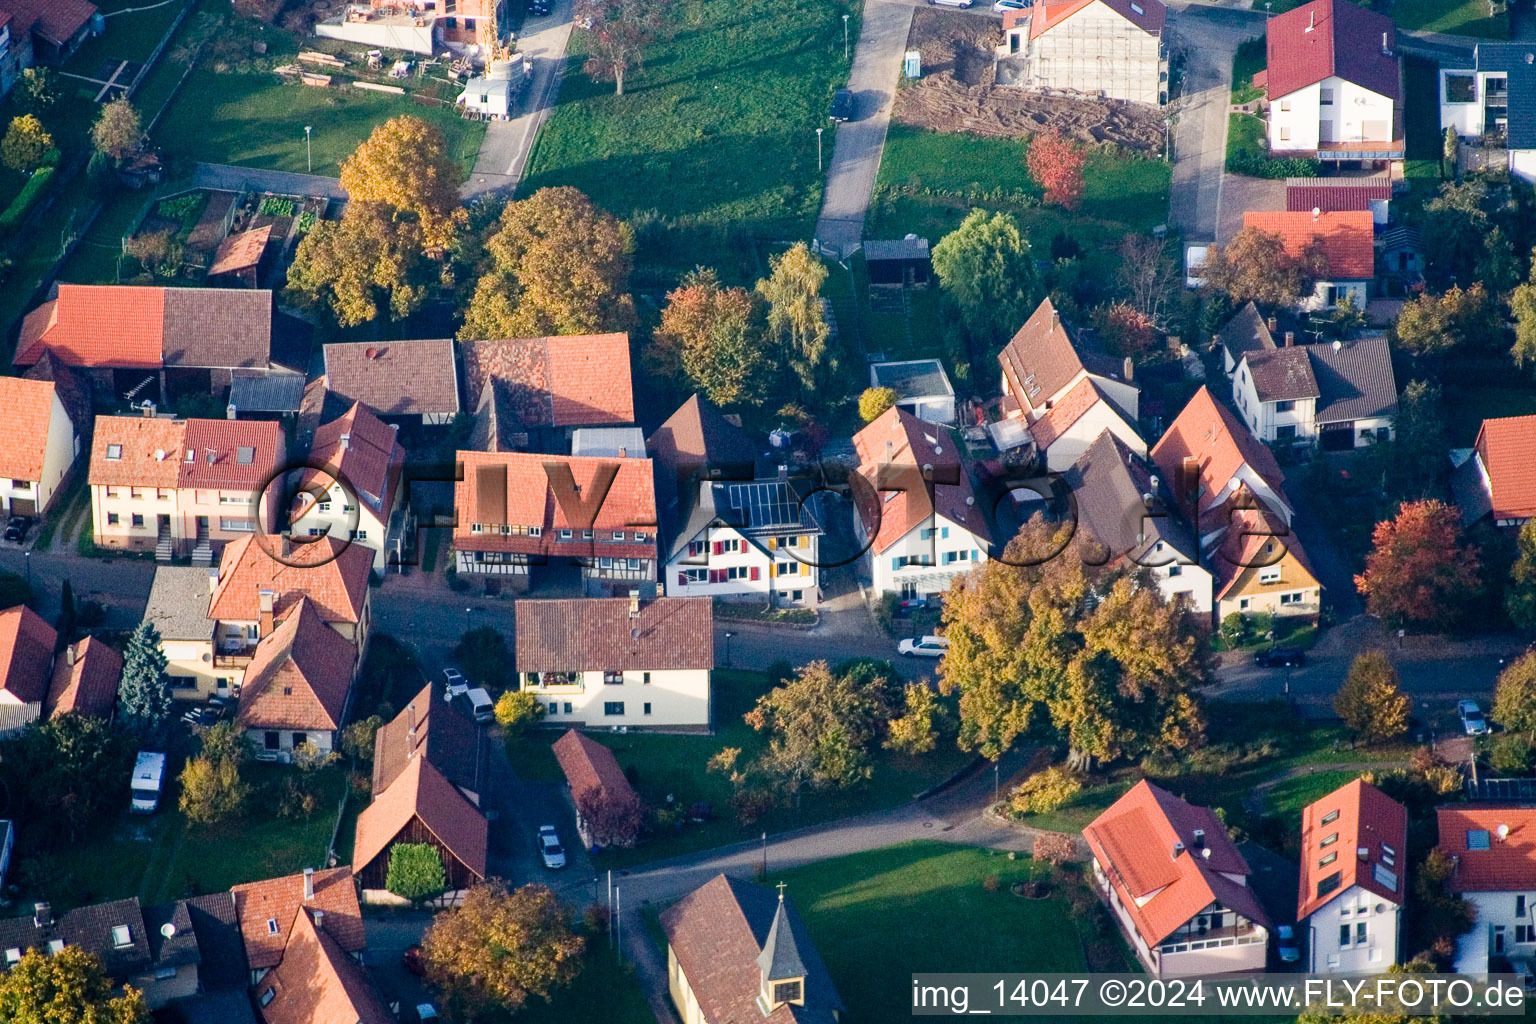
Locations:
0;165;56;233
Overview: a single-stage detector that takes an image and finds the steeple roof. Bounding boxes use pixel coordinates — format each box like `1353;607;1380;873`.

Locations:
755;888;808;981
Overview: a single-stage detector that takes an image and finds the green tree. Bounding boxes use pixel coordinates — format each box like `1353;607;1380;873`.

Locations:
1354;500;1482;630
1392;283;1500;358
1507;521;1536;629
755;242;835;394
178;721;250;824
421;882;585;1018
118;620;172;740
884;680;946;755
341;714;385;764
743;660;896;801
647;266;770;406
0;946;150;1024
858;387;898;423
494;689;544;735
931;208;1042;353
1477;225;1519;293
1201;225;1329;309
2;114;52;174
454;626;510;692
284;203;432;327
1423;179;1491;288
461;186;636;340
1509;248;1536;368
90;98;141;163
1;713;134;842
1009;764;1082;814
386;842;447;907
1490;733;1533;775
1333;651;1411;744
16;68;56;115
1389;379;1446;500
1493;653;1536;740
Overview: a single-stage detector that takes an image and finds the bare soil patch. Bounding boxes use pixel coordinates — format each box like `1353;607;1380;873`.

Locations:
896;7;1165;152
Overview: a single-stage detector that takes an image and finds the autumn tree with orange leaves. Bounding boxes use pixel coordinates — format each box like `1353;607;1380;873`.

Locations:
1201;225;1330;309
1026;130;1086;210
1355;499;1482;631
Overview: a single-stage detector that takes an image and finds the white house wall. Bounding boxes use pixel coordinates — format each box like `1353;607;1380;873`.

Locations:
530;668;711;728
867;513;989;597
0;393;76;516
1305;885;1401;973
1271;76;1395;152
1024;0;1165;106
1455;890;1536;975
1041;404;1147;472
290;481;391;569
1511;149;1536;183
663;526;820;605
1439;67;1483;136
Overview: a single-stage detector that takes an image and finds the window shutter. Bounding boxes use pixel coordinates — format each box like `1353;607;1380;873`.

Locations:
677;572;688;586
768;537;776;550
713;541;723;556
891;557;900;571
769;563;777;578
750;566;760;581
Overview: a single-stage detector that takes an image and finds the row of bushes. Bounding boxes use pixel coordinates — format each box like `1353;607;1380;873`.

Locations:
0;150;61;234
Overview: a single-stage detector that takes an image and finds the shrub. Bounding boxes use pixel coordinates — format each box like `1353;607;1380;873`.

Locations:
1034;832;1077;865
1218;612;1250;648
0;165;54;233
1491;734;1534;776
1009;765;1082;815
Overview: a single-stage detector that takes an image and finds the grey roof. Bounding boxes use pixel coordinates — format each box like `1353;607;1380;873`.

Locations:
1308;336;1398;423
170;990;259;1024
229;373;306;414
0;899;155;980
870;359;954;401
756;896;809;982
184;892;248;992
1244;346;1319;402
1380;225;1422;252
863;237;930;262
1451;451;1494;526
1470;43;1536;149
145;566;213;641
144;900;202;969
1064;430;1197;566
1215;301;1276;361
571;426;647;459
667;478;822;561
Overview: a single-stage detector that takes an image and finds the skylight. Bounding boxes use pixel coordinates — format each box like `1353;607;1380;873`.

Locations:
112;925;131;948
237;446;255;465
1468;829;1492;851
266;918;280;935
1373;863;1398;892
105;444;123;461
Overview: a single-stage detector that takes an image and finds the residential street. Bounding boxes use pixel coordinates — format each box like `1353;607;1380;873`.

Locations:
813;0;913;258
460;0;576;198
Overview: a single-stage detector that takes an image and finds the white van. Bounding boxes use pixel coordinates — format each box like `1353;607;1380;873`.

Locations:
465;688;494;724
130;751;166;813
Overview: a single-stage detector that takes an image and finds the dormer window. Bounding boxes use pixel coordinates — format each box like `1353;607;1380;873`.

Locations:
4;948;19;965
47;940;64;954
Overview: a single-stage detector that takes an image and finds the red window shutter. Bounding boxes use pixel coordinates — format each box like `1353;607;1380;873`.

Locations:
750;566;760;581
678;572;688;586
712;541;723;556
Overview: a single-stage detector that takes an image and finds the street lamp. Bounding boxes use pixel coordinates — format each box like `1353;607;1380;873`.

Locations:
993;762;1000;804
842;13;850;60
304;125;313;174
723;631;734;668
816;127;824;172
23;551;29;585
464;606;472;632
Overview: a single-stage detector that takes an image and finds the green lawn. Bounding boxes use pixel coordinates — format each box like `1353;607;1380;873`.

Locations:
1445;384;1536;446
1265;769;1364;817
1391;0;1508;36
523;0;858;234
1231;37;1265;105
515;942;653;1024
506;670;972;868
57;186;151;285
1226;111;1267;171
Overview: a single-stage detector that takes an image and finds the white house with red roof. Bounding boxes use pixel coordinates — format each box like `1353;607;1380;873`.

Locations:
997;0;1167;106
851;406;992;600
1084;780;1271;976
288;402;405;570
0;376;79;518
1297;778;1407;973
1436;806;1536;975
1241;211;1375;311
1264;0;1403;162
1452;416;1536;528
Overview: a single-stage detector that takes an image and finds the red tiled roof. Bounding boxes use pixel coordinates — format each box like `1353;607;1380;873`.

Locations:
551;729;638;811
1266;0;1399;101
1083;780;1269;946
0;605;55;705
1212;508;1320;601
208;225;272;277
305;402;404;515
231;866;365;970
1242;211;1375;280
210;534;373;625
236;598;357;733
89;417;186;489
323;340;460;417
1027;377;1121;450
15;285;271;369
256;908;391;1024
371;682;483;799
516;597;713;672
351;753;488;882
851;406;990;554
1028;0;1164;38
89;416;283;492
462;334;634;429
1474;416;1536;522
453;450;658;559
1437;806;1536;893
0;378;59;481
1151;386;1288;533
1297;778;1407;919
998;298;1129;414
1286;175;1392;213
45;637;123;719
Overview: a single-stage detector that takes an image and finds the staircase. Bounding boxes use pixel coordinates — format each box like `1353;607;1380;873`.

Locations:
155;526;173;563
192;520;213;566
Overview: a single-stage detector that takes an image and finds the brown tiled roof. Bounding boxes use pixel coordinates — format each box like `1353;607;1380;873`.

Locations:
1083;780;1269;946
351;754;488;881
998;297;1129;413
236;598;357;733
453;450;658;559
0;605;56;705
161;289;272;369
1027;376;1129;450
372;682;483;799
1473;416;1536;522
181;419;285;491
1215;302;1277;362
1150;386;1288;533
515;597;713;671
230;867;364;970
0;898;152;979
208;225;273;277
305;402;404;515
256;908;391;1024
23;351;90;439
551;728;637;807
15;285;271;369
647;394;757;482
1297;778;1407;919
0;0;97;47
1266;0;1399;102
0;377;59;481
1243;347;1319;403
324;340;460;417
461;334;634;429
89;416;186;488
1286;175;1392;213
44;637;123;719
659;875;843;1024
210;534;373;625
851;406;990;554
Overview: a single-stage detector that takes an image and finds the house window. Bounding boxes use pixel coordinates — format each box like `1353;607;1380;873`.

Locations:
1381;843;1396;866
582;530;593;540
1280;592;1304;605
643;672;651;684
1167;565;1182;577
1238;598;1250;610
604;671;623;685
1280;125;1291;141
259;988;276;1008
612;531;625;541
1274;400;1295;413
1320;832;1338;848
1446;73;1476;103
773;980;803;1004
1467;829;1492;850
1356;922;1367;945
634;532;647;542
1280;99;1290;112
603;701;624;716
1340;924;1351;947
111;925;132;948
1317;870;1342;898
1320;86;1334;105
264;731;280;751
643;702;652;715
1277;425;1297;440
169;675;198;690
352;530;367;541
10;480;28;490
1319;850;1337;867
559;529;573;540
107;513;120;525
563;702;572;714
471;523;483;533
1259;566;1282;583
1321;809;1340;825
1519;895;1528;919
1519;925;1536;944
131;514;144;528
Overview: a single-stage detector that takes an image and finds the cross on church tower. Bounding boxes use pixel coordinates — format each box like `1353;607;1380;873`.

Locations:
776;881;787;902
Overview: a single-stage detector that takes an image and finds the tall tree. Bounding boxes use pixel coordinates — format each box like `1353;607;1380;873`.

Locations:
1;713;134;842
0;947;149;1024
755;242;835;394
1477;225;1519;293
2;114;51;174
386;843;447;907
1093;301;1157;357
1026;129;1086;210
1510;248;1536;368
1392;283;1499;358
1389;379;1446;500
931;209;1042;352
461;186;636;340
453;626;511;692
285;201;431;327
1423;179;1491;288
858;386;898;423
421;882;585;1018
573;785;649;847
118;620;173;739
1509;521;1536;629
1200;225;1329;308
494;690;544;734
1333;651;1411;744
575;0;663;96
884;680;947;755
743;660;896;800
648;267;770;406
1114;233;1179;327
338;115;466;250
16;68;56;115
341;714;385;764
1493;653;1536;741
178;721;250;824
1354;500;1483;631
90;98;141;163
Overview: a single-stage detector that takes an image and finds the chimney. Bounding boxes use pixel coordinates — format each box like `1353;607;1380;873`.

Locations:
1266;316;1278;333
312;909;324;930
1284;332;1295;347
1123;356;1134;381
66;643;76;666
407;702;418;745
258;588;275;638
617;446;627;458
339;433;351;451
303;867;315;902
1172;842;1185;860
226;403;237;420
1051;309;1060;332
629;589;641;618
208;567;220;594
32;903;51;929
1193;828;1205;848
141;401;156;418
1357;846;1370;861
778;464;788;482
1382;30;1391;55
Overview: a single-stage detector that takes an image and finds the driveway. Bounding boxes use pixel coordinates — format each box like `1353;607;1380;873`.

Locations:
461;0;577;198
1165;4;1264;244
814;1;914;258
1217;172;1286;243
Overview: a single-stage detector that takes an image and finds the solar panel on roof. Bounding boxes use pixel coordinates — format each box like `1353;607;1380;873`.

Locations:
726;482;803;529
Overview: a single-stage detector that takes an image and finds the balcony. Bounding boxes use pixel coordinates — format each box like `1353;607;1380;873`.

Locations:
213;652;254;669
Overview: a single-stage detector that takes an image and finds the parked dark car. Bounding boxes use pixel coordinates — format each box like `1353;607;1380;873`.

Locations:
2;516;32;544
829;88;854;122
1254;647;1306;669
402;946;426;976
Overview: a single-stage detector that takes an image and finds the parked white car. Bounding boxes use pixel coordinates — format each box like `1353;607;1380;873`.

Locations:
898;635;949;658
538;825;567;869
443;668;468;701
1459;699;1489;736
992;0;1026;10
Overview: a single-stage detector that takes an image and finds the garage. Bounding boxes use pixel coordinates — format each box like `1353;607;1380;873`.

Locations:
1319;422;1355;452
7;498;36;516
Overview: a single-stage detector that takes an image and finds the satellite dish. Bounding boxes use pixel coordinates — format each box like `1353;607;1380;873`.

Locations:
1499;823;1511;841
1312;206;1322;218
630;628;641;640
153;449;166;462
160;923;176;939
